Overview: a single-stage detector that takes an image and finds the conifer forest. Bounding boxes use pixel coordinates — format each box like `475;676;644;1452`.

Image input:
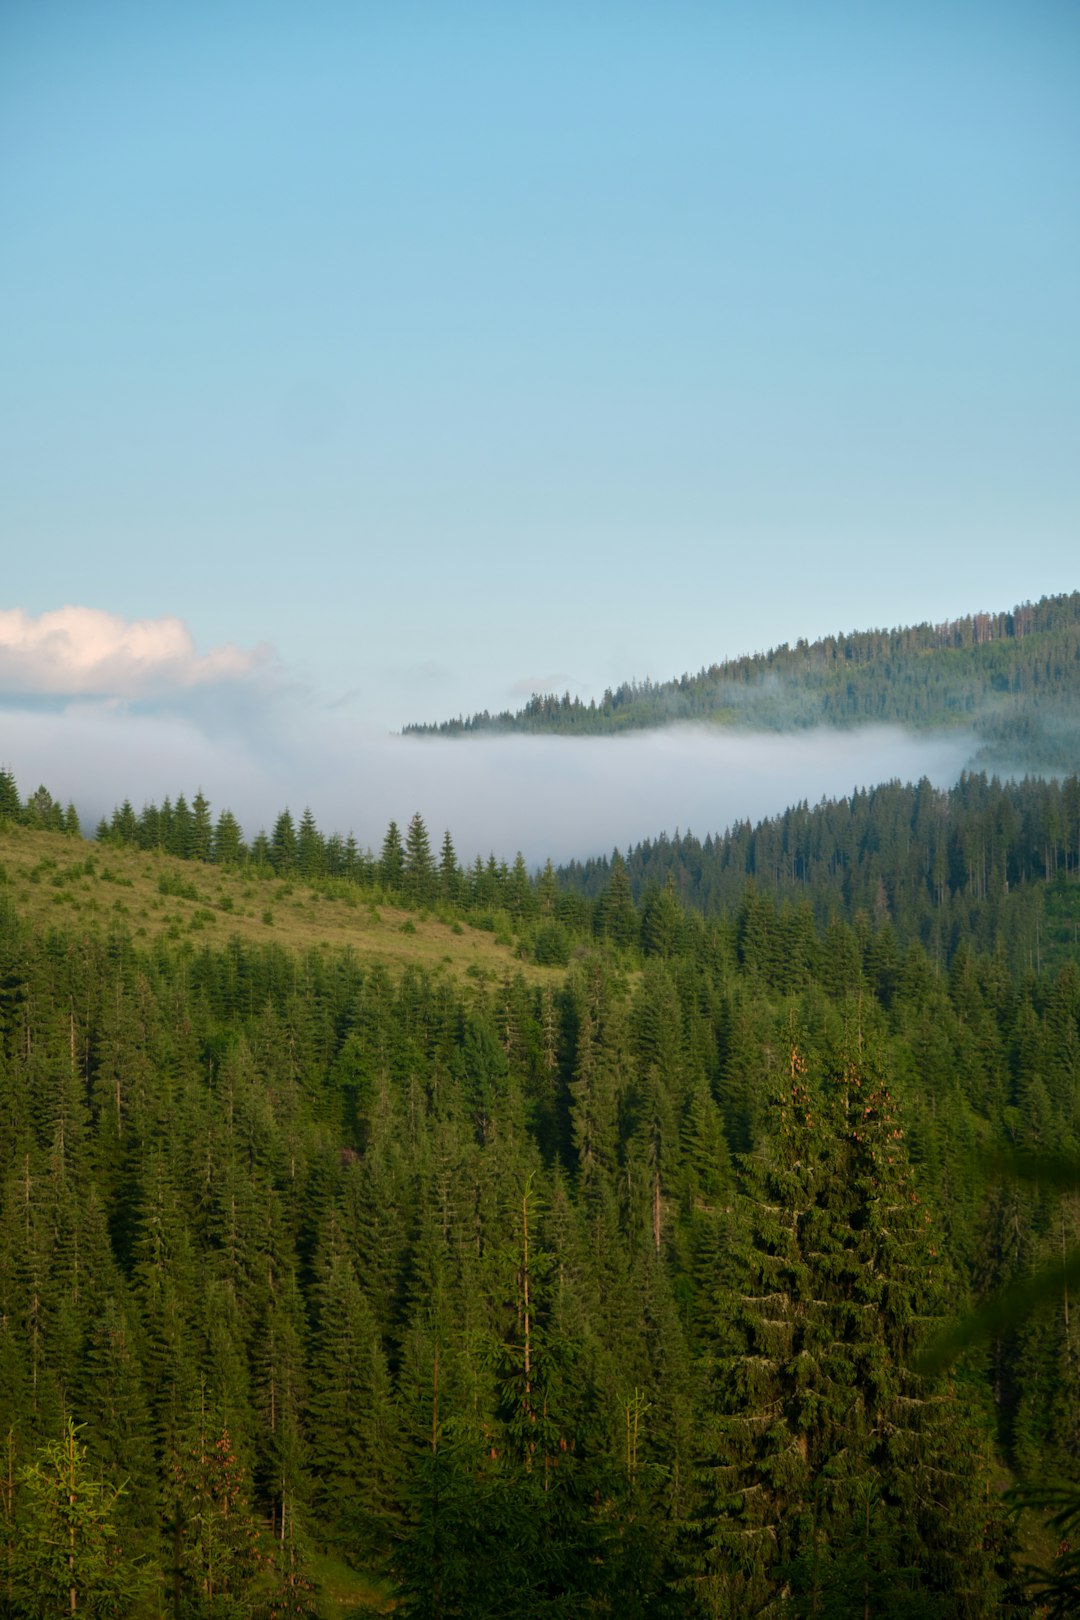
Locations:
2;606;1080;1617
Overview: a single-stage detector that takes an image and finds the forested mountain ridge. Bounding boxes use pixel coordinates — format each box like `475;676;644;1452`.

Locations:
404;590;1080;772
1;769;1080;1612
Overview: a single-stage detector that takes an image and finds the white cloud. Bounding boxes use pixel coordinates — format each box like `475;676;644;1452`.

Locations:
0;606;267;699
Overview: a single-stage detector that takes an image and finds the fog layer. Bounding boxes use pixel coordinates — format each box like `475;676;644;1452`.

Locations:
1;704;978;866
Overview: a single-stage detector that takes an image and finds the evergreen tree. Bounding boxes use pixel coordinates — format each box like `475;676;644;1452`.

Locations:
438;831;461;905
191;793;213;863
171;794;194;860
404;813;435;906
12;1418;149;1617
109;799;138;847
379;821;405;891
308;1237;402;1558
168;1408;262;1619
271;810;298;874
643;878;684;960
598;851;638;947
296;808;325;879
211;810;245;868
0;768;19;820
693;1025;1000;1616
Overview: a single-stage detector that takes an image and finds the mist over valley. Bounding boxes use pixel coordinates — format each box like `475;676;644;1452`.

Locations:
1;701;982;868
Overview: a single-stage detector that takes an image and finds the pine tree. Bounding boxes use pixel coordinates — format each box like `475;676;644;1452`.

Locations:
598;851;638;947
0;768;19;820
271;810;298;874
168;1405;263;1618
211;810;245;867
437;831;460;905
404;813;435;906
308;1239;402;1558
13;1417;150;1616
693;1024;1000;1616
171;794;194;859
297;809;324;879
642;878;684;960
109;799;138;847
379;822;405;892
191;792;213;862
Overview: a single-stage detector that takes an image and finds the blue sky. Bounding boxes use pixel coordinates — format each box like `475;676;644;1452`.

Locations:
1;2;1077;852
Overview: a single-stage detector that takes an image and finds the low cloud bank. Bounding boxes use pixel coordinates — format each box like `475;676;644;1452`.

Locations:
0;702;977;867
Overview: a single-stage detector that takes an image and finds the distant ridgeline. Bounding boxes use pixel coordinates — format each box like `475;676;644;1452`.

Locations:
404;590;1080;770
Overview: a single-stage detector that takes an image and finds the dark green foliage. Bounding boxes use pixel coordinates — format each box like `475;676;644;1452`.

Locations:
211;810;245;867
0;769;20;820
404;812;435;906
271;809;297;874
692;1027;999;1614
167;1411;263;1616
191;793;213;863
1007;1481;1080;1616
565;771;1080;978
379;820;404;890
397;1431;604;1618
296;808;324;878
3;785;1080;1610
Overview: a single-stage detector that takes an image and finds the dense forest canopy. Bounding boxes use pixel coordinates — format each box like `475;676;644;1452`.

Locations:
1;748;1080;1614
404;592;1080;777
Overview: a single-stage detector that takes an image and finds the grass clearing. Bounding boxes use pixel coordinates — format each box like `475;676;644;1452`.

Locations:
0;823;563;988
307;1551;397;1616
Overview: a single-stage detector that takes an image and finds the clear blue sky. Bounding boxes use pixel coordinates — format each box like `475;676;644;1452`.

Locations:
2;0;1078;735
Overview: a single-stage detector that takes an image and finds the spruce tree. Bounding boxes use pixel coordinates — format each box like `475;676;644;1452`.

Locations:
13;1418;149;1616
404;813;435;906
211;810;245;867
0;767;19;820
297;809;325;879
438;831;461;905
191;792;213;862
379;821;405;892
693;1022;1000;1616
271;810;298;874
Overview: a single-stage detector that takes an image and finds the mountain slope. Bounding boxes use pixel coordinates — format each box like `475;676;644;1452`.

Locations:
406;590;1080;772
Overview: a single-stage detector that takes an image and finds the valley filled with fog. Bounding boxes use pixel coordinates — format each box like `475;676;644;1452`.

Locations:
2;701;978;865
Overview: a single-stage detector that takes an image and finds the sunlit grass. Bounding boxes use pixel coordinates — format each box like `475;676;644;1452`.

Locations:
0;822;562;988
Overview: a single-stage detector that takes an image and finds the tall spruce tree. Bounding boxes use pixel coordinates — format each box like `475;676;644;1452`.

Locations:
404;813;435;906
379;821;405;891
692;1019;1000;1617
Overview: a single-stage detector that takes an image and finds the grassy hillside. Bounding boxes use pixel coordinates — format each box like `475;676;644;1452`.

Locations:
0;822;561;989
